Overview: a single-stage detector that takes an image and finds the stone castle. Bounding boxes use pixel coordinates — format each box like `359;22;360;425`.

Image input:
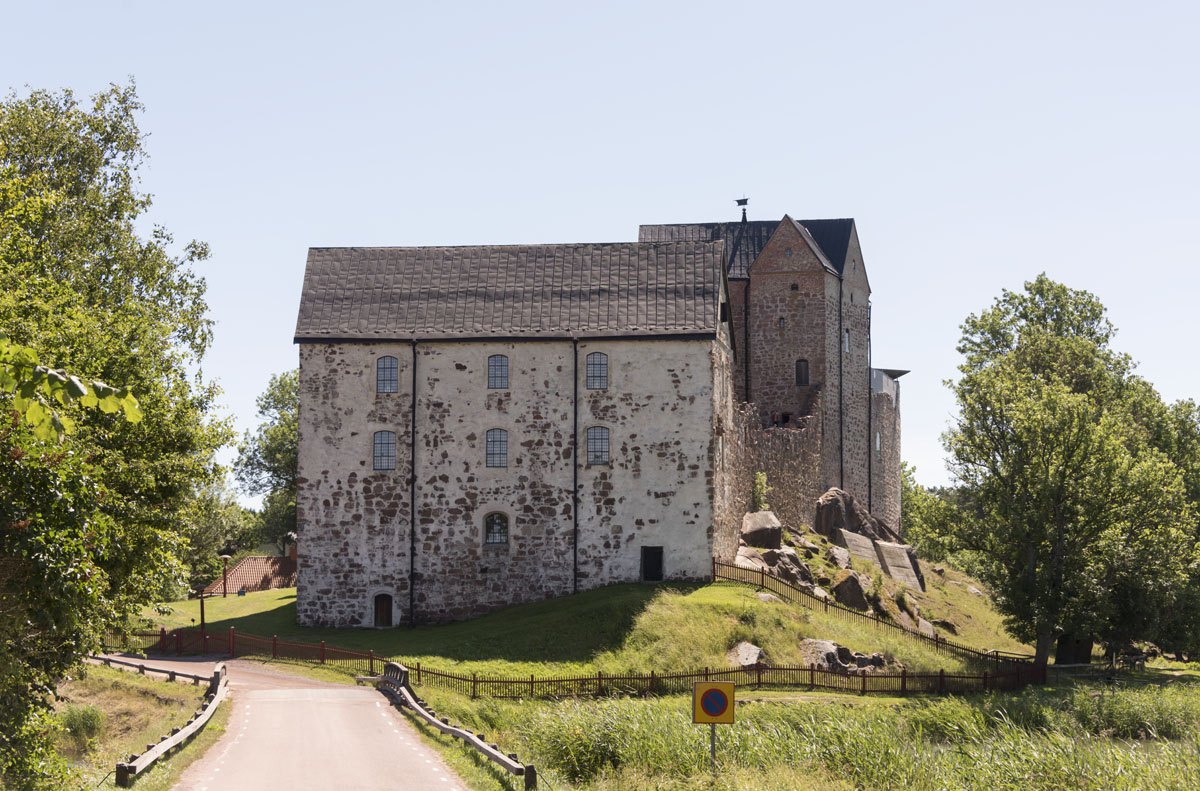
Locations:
293;210;905;627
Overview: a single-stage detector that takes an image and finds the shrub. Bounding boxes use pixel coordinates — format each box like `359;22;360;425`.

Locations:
751;472;771;512
58;705;104;754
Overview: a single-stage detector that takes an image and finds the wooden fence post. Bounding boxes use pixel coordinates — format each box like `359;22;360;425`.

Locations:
175;631;182;656
597;670;603;697
417;662;422;685
320;640;326;664
982;670;989;692
272;635;278;659
471;672;478;699
759;568;766;589
756;662;763;689
530;673;535;698
649;670;656;695
228;627;236;657
810;662;816;689
369;650;375;675
159;627;167;653
704;666;710;681
938;668;945;694
901;667;907;696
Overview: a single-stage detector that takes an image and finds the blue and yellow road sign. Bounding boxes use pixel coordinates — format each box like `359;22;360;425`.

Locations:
692;681;735;724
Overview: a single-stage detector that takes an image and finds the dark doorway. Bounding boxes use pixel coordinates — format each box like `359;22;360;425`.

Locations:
641;546;664;582
373;593;393;628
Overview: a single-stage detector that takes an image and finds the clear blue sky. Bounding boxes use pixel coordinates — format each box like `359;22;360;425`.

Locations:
4;1;1198;497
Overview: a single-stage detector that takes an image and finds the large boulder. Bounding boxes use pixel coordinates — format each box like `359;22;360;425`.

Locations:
798;639;841;669
815;488;902;543
735;545;768;571
825;545;851;569
832;571;871;611
799;639;889;674
728;641;766;667
741;511;783;549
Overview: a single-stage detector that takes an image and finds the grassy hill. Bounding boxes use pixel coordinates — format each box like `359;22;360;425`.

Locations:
143;556;1027;678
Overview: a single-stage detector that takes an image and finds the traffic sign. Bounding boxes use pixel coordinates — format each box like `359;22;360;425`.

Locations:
692;681;735;724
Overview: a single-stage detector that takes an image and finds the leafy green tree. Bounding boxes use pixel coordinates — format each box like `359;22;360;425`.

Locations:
899;463;965;564
180;480;256;594
235;370;298;554
0;342;161;786
0;83;227;786
945;275;1194;669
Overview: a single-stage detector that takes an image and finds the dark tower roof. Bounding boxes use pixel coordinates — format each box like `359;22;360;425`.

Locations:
638;217;857;278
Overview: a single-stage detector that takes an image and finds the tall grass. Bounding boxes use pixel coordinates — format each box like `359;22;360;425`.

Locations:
431;681;1200;789
56;705;104;755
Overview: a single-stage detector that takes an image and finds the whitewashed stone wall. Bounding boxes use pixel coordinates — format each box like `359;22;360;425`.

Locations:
296;337;727;626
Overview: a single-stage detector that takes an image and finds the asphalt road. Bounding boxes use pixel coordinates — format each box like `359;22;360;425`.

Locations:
104;655;467;791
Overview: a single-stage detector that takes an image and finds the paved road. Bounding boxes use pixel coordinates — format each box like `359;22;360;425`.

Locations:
103;655;466;791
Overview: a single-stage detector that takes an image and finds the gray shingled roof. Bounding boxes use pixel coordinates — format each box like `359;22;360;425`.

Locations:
294;242;726;341
638;217;856;278
638;221;777;279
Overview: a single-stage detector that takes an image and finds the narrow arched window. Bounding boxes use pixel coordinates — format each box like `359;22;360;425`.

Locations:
485;428;508;467
373;431;396;470
377;356;399;393
484;512;509;545
488;354;509;389
586;352;608;389
586;426;610;465
795;359;810;386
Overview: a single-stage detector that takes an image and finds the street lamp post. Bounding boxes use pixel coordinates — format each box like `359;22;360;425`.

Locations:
219;554;232;597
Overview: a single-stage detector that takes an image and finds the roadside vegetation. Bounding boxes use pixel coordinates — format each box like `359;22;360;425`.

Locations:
411;672;1200;790
50;664;229;790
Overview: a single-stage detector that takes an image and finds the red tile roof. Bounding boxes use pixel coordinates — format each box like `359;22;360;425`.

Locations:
203;556;296;595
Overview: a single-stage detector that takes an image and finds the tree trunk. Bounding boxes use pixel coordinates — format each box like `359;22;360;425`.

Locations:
1034;631;1055;671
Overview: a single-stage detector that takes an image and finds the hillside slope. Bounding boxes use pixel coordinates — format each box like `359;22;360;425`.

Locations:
146;556;1026;678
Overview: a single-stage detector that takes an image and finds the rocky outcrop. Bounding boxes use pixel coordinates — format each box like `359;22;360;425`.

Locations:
798;639;890;674
728;641;766;667
735;545;768;571
831;571;871;611
815;488;901;543
825;545;851;569
741;511;783;549
739;544;813;587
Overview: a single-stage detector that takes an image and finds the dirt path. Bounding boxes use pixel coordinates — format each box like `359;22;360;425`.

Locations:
103;655;466;791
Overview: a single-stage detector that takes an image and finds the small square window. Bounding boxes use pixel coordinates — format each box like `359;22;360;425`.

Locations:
586;352;608;390
586;426;610;465
376;356;399;394
488;355;509;389
373;431;396;470
484;512;509;545
486;428;508;468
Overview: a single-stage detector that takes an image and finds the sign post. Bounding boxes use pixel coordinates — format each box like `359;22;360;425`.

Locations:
692;681;735;773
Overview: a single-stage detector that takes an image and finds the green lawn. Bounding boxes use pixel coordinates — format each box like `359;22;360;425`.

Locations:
144;581;978;677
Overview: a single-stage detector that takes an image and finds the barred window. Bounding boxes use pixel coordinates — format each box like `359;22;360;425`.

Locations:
586;352;608;390
586;426;610;465
488;354;509;389
795;359;810;386
484;512;509;545
373;431;396;470
377;356;399;393
486;428;508;468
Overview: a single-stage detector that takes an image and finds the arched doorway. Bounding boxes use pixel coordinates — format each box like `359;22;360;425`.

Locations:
373;593;393;628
